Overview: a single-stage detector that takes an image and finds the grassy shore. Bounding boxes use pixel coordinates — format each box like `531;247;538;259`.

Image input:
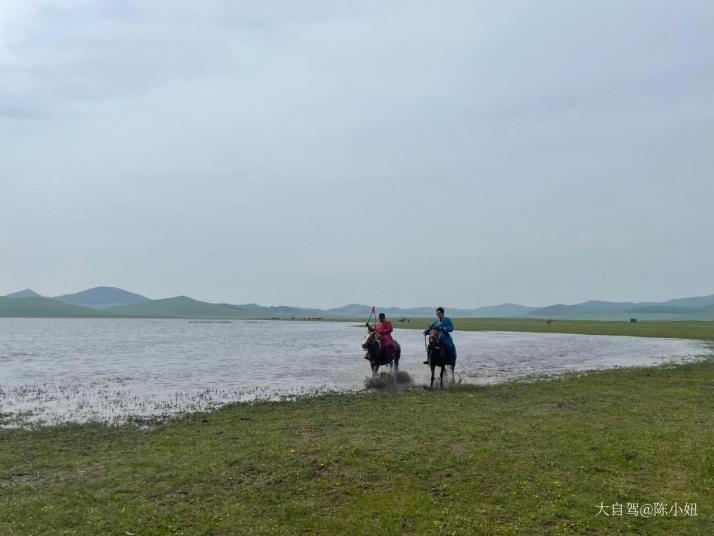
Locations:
2;358;714;535
391;317;714;341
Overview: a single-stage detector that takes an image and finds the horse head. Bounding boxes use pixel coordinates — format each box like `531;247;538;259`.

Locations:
427;328;441;346
362;331;382;353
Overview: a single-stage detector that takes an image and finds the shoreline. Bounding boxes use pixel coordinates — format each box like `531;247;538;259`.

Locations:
2;357;713;534
2;337;709;430
2;354;710;430
2;315;713;341
1;320;710;430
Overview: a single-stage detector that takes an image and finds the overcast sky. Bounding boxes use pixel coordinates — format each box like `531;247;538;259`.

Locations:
1;1;713;308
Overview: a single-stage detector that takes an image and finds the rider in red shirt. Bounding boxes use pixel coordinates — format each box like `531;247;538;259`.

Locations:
366;313;396;357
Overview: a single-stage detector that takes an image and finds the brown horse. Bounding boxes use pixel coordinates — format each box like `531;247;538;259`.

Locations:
362;331;401;377
425;328;456;387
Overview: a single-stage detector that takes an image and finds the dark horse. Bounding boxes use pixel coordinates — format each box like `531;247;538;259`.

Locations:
425;328;456;387
362;331;401;377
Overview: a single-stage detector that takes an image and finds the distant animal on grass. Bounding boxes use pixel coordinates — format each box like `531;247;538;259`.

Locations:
425;328;456;388
362;331;401;377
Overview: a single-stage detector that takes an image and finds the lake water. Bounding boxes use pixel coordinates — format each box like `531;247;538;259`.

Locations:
0;318;708;426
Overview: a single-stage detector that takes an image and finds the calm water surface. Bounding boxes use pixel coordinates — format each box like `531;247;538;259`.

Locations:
0;318;708;425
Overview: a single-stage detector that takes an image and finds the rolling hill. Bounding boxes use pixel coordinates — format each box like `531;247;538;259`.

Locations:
322;303;537;318
628;303;714;318
527;301;639;318
54;286;149;309
658;293;714;309
5;289;44;299
232;303;324;317
526;296;714;320
105;296;251;318
3;285;714;320
468;303;537;317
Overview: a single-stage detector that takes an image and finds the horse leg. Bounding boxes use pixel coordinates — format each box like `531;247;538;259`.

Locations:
440;366;444;387
430;365;435;388
450;365;455;383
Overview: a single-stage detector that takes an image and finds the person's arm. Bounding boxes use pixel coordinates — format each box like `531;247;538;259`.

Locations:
382;321;393;335
440;318;454;333
366;323;375;332
423;320;436;335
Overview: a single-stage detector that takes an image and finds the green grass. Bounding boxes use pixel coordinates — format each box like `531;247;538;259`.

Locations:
392;317;714;341
2;359;714;535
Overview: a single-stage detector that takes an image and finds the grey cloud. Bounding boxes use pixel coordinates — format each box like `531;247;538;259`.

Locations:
1;1;713;307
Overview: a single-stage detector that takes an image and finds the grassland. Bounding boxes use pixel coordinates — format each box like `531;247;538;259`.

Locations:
392;317;714;341
2;357;714;535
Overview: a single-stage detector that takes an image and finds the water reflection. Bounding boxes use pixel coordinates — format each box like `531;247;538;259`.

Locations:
0;318;708;426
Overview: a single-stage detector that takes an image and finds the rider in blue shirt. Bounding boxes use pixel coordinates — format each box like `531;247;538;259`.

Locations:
423;307;456;365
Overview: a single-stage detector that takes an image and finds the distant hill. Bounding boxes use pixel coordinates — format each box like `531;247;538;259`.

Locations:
629;303;714;317
232;303;324;317
55;286;149;310
527;295;714;320
319;303;538;318
106;296;251;318
4;285;714;321
325;304;373;317
469;303;537;317
0;296;107;317
656;294;714;309
5;289;43;299
528;301;640;318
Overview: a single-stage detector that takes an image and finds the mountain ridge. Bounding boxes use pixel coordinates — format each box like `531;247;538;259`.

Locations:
3;287;714;320
5;288;43;299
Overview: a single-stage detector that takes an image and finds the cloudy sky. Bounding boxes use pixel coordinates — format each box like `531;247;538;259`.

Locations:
1;1;712;308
